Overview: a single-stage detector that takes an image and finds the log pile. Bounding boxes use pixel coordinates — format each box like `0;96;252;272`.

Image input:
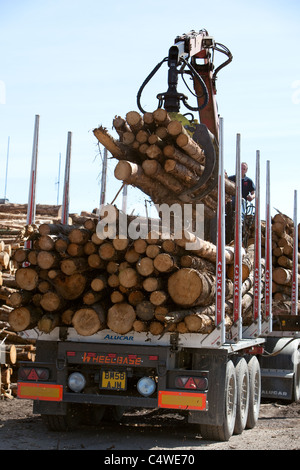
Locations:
271;212;300;314
5;205;262;339
0;203;68;398
93;109;236;220
247;210;300;314
0;299;36;398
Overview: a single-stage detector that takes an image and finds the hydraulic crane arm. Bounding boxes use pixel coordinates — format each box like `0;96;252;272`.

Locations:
136;29;232;202
137;29;232;143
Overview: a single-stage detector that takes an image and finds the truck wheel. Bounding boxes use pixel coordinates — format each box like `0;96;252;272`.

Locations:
233;357;249;435
42;414;70;432
82;404;106;425
42;404;81;431
200;360;237;441
246;356;261;429
104;405;126;422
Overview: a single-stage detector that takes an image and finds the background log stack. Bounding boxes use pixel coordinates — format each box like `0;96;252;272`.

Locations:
4;205;263;340
0;203;99;398
248;210;300;314
93;109;236;220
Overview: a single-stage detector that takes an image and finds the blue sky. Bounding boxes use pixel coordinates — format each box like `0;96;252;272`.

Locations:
0;0;299;221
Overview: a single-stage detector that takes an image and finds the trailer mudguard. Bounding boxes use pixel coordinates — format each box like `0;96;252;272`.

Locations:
260;337;300;401
188;348;228;426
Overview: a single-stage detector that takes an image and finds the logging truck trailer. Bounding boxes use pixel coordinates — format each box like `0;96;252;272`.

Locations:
15;314;300;441
15;29;300;442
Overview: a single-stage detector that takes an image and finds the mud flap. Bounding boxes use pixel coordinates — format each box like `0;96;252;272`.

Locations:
259;337;300;401
188;349;228;426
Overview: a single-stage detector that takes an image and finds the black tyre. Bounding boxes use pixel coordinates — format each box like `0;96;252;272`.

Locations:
234;357;250;434
200;360;237;441
81;404;106;425
42;404;82;431
104;405;126;422
246;356;261;429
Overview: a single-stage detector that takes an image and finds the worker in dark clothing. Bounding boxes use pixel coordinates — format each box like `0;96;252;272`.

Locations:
228;162;256;202
226;162;256;243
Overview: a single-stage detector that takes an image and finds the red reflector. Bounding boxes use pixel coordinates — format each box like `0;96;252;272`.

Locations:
67;351;76;356
185;377;197;389
128;354;137;359
149;355;158;361
175;376;208;391
27;369;39;381
19;367;50;381
87;352;96;357
108;353;117;358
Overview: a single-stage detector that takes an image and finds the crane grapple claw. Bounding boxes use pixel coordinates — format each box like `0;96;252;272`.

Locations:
179;124;218;203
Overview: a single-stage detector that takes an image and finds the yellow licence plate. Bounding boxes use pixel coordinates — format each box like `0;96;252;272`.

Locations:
101;370;127;390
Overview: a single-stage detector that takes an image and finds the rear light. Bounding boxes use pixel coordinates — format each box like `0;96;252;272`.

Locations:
149;355;158;361
175;376;208;391
19;367;50;381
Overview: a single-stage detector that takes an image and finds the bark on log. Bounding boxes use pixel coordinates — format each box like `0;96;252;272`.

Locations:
93;126;126;159
164;160;198;188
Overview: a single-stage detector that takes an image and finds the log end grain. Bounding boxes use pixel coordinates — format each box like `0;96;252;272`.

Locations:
107;302;136;334
168;268;203;306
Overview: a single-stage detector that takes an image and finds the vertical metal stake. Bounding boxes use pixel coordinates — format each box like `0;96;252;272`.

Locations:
292;190;298;315
215;117;225;345
4;136;10;201
233;133;242;340
254;150;261;335
265;160;272;331
61;131;72;225
122;184;128;214
26;115;40;226
99;146;108;213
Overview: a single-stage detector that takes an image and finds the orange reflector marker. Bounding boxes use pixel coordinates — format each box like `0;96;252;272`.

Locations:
17;383;63;402
158;391;206;410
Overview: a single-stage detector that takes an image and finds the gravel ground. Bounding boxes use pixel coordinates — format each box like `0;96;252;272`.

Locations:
0;397;299;451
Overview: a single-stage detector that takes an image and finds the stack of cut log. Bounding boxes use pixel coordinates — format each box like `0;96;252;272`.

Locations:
0;301;36;398
271;212;300;314
0;251;37;398
248;210;300;314
0;203;62;239
6;205;261;338
0;205;103;398
93;109;235;220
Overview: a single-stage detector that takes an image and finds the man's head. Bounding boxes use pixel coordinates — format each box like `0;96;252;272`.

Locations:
241;162;248;178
